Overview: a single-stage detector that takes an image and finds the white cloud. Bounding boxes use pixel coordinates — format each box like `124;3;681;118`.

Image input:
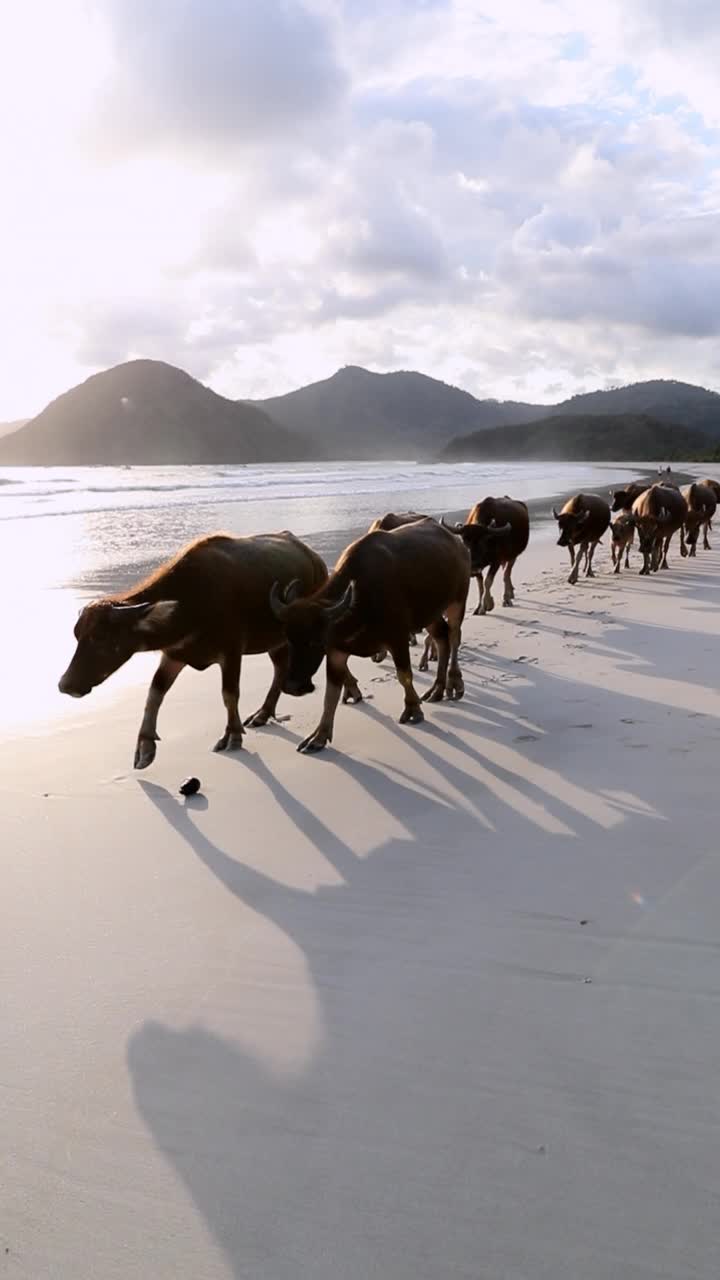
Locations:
1;0;720;419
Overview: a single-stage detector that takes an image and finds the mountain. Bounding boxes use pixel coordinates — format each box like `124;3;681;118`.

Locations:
442;413;713;462
0;360;313;465
0;418;28;438
252;369;720;457
250;365;546;458
551;380;720;434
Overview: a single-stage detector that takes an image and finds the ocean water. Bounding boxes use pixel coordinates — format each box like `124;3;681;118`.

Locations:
0;459;641;730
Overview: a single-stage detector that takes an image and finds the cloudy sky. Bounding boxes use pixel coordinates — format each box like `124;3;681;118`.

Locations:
1;0;719;419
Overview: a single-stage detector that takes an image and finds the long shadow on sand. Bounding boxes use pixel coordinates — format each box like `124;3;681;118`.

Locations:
126;542;720;1278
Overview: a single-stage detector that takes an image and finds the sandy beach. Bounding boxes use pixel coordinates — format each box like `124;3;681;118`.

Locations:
4;523;720;1279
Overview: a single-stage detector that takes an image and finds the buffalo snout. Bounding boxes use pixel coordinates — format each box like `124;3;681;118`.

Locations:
58;670;91;698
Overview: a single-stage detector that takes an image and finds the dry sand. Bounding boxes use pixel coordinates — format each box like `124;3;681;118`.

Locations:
3;529;720;1278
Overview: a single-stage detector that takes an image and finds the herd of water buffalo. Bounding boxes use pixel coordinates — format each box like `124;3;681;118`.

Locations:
57;477;720;764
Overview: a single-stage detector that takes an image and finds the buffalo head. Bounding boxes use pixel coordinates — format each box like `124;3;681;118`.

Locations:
269;579;356;696
441;516;512;572
58;599;178;697
554;506;590;547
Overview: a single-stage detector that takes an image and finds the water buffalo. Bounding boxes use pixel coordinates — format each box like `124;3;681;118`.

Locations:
553;494;610;585
443;496;529;615
269;517;470;753
610;512;635;573
58;532;361;768
610;481;649;513
368;512;430;658
682;482;717;555
631;484;688;574
697;477;720;505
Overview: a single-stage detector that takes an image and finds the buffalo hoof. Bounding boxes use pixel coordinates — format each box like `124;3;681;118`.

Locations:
372;650;387;664
445;675;465;701
418;658;429;673
567;573;579;586
483;596;495;613
399;705;424;725
502;596;513;607
342;685;363;705
586;568;595;578
134;736;158;770
244;707;272;728
421;683;445;704
214;730;244;752
297;730;330;753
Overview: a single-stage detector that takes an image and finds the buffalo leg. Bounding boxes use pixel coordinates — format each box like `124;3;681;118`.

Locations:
297;650;348;753
585;541;599;577
422;618;451;703
418;632;435;672
613;544;621;574
214;651;244;751
134;655;186;769
372;647;388;664
245;646;289;728
703;522;712;551
481;562;499;613
568;541;584;585
680;527;688;558
625;543;631;568
342;666;363;705
502;558;516;605
661;535;672;569
391;636;425;723
472;571;485;616
444;601;465;701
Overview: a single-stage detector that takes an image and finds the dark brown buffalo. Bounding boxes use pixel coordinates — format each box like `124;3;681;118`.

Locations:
368;512;430;658
610;512;635;573
553;494;610;584
58;532;360;769
682;482;717;555
444;496;529;615
631;484;688;574
269;517;470;753
610;481;649;513
368;511;428;533
697;477;720;505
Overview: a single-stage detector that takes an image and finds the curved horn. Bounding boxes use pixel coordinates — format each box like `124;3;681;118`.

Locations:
552;506;560;520
440;515;463;532
323;581;356;623
269;581;289;621
488;521;512;536
110;601;153;617
283;578;303;606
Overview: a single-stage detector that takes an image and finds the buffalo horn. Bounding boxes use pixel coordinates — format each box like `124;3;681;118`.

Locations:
110;601;153;617
488;521;512;536
323;581;356;623
283;578;303;605
269;581;288;621
552;506;560;520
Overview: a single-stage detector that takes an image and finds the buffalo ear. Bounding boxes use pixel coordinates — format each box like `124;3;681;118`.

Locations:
135;601;179;634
